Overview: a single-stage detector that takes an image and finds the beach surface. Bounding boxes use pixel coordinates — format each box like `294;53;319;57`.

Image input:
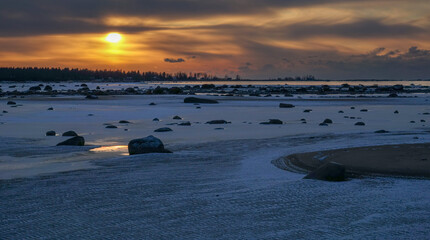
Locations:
283;143;430;178
1;89;430;239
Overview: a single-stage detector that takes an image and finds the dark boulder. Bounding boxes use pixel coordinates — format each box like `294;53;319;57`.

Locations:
154;127;173;132
319;123;328;126
57;136;85;146
149;102;156;106
206;120;229;124
375;130;389;133
128;135;171;155
304;162;346;181
279;103;295;108
184;97;218;104
178;121;191;126
394;110;399;114
47;107;54;111
46;131;56;136
106;125;118;128
355;122;365;126
173;116;182;120
260;119;283;125
323;119;333;124
119;120;131;124
153;118;160;121
303;109;312;113
360;109;368;112
7;101;16;105
62;131;78;137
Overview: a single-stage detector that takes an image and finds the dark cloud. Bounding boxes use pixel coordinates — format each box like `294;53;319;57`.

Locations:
282;19;426;39
0;0;374;36
164;58;185;63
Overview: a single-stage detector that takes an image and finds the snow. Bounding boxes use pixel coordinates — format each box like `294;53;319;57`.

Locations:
1;92;430;239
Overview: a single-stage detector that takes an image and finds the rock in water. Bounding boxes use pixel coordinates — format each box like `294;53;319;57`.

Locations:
375;130;389;133
7;101;16;105
178;121;191;126
154;127;173;132
62;131;78;137
173;115;182;120
355;122;365;126
184;97;218;104
105;125;118;129
46;131;56;136
57;136;85;146
119;120;131;124
279;103;295;108
85;95;98;99
128;135;172;155
304;162;346;181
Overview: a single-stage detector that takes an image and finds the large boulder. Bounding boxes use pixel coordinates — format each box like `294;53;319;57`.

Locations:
57;136;85;146
62;131;78;137
128;135;172;155
304;162;346;181
279;103;295;108
184;97;218;104
46;130;56;136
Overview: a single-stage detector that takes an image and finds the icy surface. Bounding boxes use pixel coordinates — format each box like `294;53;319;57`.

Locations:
1;94;430;239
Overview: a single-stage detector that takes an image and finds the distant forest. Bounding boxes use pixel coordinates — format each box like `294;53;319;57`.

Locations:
0;67;317;82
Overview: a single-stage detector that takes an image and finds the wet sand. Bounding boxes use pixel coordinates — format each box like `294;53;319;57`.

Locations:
284;143;430;178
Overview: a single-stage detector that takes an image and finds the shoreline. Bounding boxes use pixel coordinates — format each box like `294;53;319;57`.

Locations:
281;143;430;178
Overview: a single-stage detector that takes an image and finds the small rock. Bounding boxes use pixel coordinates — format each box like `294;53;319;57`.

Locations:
279;103;295;108
47;107;54;111
62;131;78;137
46;131;56;136
153;118;160;121
375;130;389;133
360;109;368;112
350;107;355;109
355;122;365;126
178;121;191;126
149;102;156;106
119;120;131;124
304;162;346;181
57;136;85;146
214;128;224;130
260;119;283;125
7;101;16;105
154;127;173;132
184;97;218;104
323;119;333;124
106;125;118;128
173;116;182;120
303;109;312;113
319;123;328;126
394;110;399;114
338;111;344;113
206;120;229;124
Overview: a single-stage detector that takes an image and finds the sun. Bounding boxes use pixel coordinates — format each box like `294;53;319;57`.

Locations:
105;33;122;43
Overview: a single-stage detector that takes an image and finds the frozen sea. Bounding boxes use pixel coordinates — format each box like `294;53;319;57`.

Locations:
1;93;430;239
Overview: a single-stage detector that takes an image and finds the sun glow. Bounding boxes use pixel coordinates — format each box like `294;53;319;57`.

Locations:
105;33;122;43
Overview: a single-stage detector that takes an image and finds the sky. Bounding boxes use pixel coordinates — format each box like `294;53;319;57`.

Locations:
1;0;430;80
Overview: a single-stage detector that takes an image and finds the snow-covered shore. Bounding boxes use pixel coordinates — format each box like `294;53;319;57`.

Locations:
1;93;430;239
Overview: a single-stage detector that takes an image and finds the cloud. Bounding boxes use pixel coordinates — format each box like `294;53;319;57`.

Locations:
164;58;185;63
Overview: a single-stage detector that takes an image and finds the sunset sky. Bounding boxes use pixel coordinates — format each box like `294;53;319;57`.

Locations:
1;0;430;79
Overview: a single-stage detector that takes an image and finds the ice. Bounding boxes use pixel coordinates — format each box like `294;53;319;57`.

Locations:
1;93;430;239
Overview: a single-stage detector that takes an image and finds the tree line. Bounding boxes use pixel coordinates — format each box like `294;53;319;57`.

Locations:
0;67;223;82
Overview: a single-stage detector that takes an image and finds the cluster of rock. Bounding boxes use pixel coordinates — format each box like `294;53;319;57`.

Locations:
2;83;429;98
